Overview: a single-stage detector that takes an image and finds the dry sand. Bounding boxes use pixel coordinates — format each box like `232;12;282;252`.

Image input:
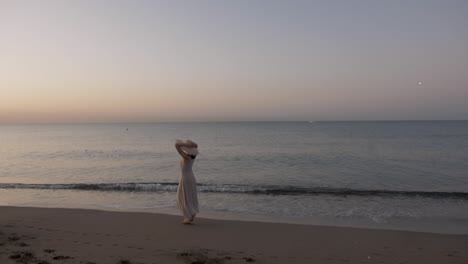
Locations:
0;206;467;264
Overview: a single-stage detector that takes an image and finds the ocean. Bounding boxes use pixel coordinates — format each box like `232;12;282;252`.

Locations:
1;121;468;233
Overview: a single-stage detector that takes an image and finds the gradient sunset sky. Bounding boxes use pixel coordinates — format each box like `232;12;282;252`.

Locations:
1;0;467;123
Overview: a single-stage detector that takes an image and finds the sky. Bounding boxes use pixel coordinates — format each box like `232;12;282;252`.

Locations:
0;0;467;123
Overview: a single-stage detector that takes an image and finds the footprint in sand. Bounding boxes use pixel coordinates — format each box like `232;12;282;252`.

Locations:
8;236;21;242
9;254;21;260
9;251;36;262
15;242;29;247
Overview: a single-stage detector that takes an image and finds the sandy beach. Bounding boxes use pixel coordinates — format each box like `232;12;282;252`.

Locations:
0;206;467;264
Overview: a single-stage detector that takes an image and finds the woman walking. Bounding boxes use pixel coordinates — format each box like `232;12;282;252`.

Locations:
175;139;199;224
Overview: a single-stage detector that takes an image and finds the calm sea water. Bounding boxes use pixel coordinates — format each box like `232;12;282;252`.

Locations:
1;121;468;233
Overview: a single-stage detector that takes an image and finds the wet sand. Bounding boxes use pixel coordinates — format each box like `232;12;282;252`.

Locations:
0;206;467;264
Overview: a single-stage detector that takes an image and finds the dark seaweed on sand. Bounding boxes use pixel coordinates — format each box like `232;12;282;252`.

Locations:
243;257;255;262
52;255;73;260
43;249;55;253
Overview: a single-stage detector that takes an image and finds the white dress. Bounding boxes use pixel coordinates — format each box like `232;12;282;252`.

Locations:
176;151;199;221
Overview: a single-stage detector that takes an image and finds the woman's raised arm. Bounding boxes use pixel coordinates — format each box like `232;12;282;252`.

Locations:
175;140;190;159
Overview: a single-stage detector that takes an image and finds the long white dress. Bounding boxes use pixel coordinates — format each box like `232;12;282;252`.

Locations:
176;150;199;221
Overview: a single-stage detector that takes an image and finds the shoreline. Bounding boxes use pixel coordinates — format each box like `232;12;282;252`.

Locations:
3;202;468;235
1;206;467;264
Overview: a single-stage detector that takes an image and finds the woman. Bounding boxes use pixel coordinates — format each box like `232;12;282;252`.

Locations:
175;139;199;224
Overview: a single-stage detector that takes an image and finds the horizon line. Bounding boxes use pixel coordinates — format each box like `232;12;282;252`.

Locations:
1;119;467;125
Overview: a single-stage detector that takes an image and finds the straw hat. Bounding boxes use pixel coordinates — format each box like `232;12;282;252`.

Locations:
177;139;199;156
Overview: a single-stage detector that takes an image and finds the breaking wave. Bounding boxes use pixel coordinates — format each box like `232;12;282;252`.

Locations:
1;182;467;199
